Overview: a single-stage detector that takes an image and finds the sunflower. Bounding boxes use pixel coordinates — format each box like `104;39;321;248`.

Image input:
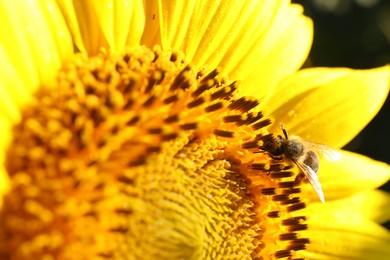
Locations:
0;0;389;259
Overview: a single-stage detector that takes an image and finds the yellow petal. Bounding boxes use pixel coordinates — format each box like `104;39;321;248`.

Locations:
91;0;145;50
122;0;145;47
295;189;390;259
0;0;72;92
41;0;74;63
57;0;145;54
296;215;390;259
0;47;29;123
158;0;312;95
140;0;161;46
158;0;274;63
56;0;87;52
265;66;390;148
63;0;109;54
233;4;312;98
0;4;38;92
0;165;10;209
296;190;390;224
0;0;72;123
300;150;390;202
0;118;11;208
158;0;198;53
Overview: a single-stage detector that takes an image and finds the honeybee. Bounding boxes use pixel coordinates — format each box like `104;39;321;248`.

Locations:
262;125;341;203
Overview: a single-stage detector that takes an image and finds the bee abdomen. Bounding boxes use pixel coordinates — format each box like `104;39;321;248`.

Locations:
303;151;319;172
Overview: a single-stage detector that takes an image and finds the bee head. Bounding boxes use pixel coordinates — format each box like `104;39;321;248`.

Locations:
273;135;284;155
260;134;284;156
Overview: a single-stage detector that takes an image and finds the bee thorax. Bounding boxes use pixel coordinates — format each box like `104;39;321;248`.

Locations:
281;140;305;161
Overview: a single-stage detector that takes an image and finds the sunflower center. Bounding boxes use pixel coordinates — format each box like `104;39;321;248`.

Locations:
1;46;309;259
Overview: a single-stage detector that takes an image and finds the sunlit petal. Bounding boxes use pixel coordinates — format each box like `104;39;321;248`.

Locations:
91;0;145;50
56;0;88;52
297;215;390;259
158;0;312;98
300;150;390;202
0;0;72;92
57;0;145;54
0;0;72;123
266;66;390;147
0;118;11;208
297;190;390;224
0;47;30;123
140;0;161;46
234;4;312;98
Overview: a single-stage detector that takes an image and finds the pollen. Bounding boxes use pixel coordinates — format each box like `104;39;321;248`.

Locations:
0;46;310;259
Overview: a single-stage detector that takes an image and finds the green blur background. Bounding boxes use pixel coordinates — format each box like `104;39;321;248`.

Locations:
293;0;390;227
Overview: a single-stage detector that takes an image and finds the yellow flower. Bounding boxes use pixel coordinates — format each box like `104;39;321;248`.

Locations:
0;0;389;259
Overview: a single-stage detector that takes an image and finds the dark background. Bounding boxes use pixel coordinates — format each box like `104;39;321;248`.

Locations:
292;0;390;227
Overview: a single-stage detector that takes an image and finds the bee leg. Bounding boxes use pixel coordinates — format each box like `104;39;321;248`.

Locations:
253;150;265;154
254;150;283;161
294;172;305;186
267;153;283;161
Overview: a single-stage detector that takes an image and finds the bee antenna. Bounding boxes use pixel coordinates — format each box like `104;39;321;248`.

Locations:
280;124;289;140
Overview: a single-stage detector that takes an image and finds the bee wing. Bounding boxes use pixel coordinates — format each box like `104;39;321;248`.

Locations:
294;160;325;203
299;139;341;162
